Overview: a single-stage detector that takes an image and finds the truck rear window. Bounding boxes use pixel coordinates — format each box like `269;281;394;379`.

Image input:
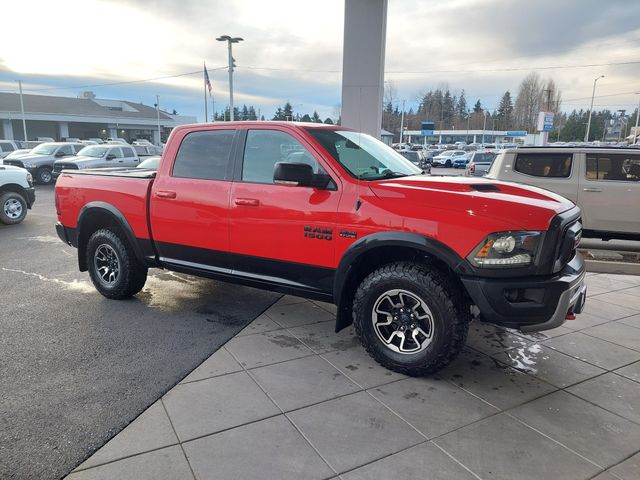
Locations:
514;153;572;178
173;130;234;180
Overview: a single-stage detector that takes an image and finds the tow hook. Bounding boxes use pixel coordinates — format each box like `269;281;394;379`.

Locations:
565;312;576;320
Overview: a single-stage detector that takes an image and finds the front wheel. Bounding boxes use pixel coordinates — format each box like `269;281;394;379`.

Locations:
86;229;148;299
445;159;452;167
0;192;28;225
36;167;53;185
352;262;470;376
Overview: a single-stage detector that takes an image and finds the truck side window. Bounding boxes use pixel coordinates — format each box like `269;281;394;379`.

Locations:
587;154;640;182
242;130;319;184
173;130;234;180
59;145;74;156
514;153;572;178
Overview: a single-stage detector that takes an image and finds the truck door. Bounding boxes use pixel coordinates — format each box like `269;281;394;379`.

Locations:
120;146;139;167
149;128;237;272
578;152;640;234
229;127;341;295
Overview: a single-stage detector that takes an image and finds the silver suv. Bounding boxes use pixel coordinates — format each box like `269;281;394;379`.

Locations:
486;147;640;240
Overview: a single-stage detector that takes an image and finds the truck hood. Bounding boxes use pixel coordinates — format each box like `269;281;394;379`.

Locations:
59;155;103;165
0;165;28;174
17;153;54;161
368;175;575;230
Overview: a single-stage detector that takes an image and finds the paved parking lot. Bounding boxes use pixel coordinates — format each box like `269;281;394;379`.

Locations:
0;186;279;480
66;273;640;480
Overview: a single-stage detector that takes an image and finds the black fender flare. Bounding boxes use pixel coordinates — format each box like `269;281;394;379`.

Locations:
333;231;470;331
76;202;146;271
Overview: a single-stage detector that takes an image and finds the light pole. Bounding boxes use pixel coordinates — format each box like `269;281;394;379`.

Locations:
155;94;161;146
399;100;405;145
18;80;27;141
482;110;488;144
633;92;640;144
216;35;243;121
584;75;604;142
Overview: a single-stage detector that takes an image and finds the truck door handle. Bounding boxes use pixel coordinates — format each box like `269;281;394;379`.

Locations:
583;188;602;192
155;190;177;199
234;198;260;207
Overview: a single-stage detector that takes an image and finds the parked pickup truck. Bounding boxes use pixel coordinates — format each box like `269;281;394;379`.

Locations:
1;165;35;224
486;147;640;241
54;122;587;376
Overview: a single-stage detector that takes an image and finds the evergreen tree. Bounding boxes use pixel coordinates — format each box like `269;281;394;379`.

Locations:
240;105;249;120
442;90;455;126
301;113;312;122
456;90;468;119
283;102;294;120
324;117;334;125
473;100;483;113
248;106;257;120
496;91;514;130
272;107;285;121
312;111;321;123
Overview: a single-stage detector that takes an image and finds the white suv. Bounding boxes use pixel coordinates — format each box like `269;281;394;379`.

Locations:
0;165;35;224
486;147;640;240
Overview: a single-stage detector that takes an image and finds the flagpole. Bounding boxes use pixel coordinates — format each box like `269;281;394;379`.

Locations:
203;63;208;122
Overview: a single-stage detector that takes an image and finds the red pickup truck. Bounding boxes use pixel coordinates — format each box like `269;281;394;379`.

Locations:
55;122;586;376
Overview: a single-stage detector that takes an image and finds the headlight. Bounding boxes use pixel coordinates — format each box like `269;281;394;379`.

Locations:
23;162;34;168
26;173;33;185
469;231;543;267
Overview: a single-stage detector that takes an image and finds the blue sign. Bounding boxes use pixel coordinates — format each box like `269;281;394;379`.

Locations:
421;121;435;136
505;131;527;137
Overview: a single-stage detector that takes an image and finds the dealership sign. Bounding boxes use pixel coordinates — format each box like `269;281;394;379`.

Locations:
505;131;527;137
421;121;435;136
537;112;555;132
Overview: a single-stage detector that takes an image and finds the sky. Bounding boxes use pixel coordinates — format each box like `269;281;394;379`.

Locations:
1;0;639;122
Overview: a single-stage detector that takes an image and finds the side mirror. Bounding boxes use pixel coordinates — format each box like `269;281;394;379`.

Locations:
274;162;314;187
106;154;116;160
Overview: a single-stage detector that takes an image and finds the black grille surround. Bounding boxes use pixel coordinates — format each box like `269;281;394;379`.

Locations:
3;159;25;168
537;206;582;275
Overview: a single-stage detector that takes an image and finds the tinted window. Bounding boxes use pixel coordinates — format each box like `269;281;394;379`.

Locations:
586;153;640;182
173;130;234;180
109;147;123;158
400;151;419;161
133;145;146;155
58;145;74;155
514;153;572;178
0;143;14;152
121;147;136;158
242;130;319;183
473;153;496;163
72;144;84;153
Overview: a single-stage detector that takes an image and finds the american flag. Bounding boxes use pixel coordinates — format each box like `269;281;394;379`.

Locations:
204;64;212;96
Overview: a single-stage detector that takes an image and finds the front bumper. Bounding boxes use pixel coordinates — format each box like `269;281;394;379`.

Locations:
461;254;586;332
25;187;36;208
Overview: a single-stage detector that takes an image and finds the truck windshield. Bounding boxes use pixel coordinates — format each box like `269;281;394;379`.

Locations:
32;144;58;155
77;146;109;158
306;129;422;180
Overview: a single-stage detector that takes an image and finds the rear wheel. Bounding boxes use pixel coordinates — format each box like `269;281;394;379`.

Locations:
86;229;147;299
0;192;27;225
36;167;53;185
353;262;470;376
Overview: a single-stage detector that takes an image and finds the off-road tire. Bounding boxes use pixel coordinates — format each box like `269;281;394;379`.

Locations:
36;167;53;185
353;262;470;376
0;192;28;225
86;229;147;299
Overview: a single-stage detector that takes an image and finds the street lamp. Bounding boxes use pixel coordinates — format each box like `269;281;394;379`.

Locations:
633;92;640;145
216;35;243;121
584;75;604;142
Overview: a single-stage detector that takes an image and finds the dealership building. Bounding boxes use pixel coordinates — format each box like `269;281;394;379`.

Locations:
0;91;196;144
403;129;535;145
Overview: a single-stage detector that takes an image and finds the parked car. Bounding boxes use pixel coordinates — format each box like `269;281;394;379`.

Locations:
0;140;20;161
136;156;161;170
55;122;586;377
87;138;105;144
52;144;140;179
432;150;467;167
465;151;497;176
3;142;85;184
486;147;640;240
0;164;35;224
106;137;128;144
132;139;154;147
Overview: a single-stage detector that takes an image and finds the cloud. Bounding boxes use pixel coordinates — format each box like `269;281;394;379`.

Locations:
1;0;639;120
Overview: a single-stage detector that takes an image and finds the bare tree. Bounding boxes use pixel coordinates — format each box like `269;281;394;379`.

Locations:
514;72;544;132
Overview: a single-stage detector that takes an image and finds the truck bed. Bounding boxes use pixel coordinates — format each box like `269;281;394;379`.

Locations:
58;167;156;179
